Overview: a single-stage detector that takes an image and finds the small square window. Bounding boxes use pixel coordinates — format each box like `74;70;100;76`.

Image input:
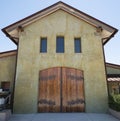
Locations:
74;38;81;53
56;36;64;53
40;38;47;53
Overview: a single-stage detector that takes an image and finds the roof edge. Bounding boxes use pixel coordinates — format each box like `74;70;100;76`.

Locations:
103;29;118;45
106;62;120;69
2;29;18;45
2;1;118;31
2;1;63;31
0;50;17;58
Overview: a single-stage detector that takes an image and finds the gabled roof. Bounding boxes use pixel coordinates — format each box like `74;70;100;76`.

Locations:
2;1;118;45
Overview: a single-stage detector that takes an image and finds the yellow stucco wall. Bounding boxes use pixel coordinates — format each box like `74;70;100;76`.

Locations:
14;10;108;113
0;55;16;92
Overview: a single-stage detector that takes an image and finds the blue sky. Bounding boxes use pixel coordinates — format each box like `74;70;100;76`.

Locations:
0;0;120;64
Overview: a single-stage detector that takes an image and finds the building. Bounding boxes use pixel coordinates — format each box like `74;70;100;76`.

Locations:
106;63;120;95
0;2;118;113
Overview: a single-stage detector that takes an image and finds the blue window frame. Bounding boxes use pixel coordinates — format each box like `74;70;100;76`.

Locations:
40;38;47;53
74;38;81;53
56;36;64;53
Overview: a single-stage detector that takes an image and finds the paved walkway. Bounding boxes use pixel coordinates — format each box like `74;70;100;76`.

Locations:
8;113;119;121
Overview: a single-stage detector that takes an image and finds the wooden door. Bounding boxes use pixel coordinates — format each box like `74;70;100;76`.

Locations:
38;67;85;112
38;67;61;112
62;68;85;112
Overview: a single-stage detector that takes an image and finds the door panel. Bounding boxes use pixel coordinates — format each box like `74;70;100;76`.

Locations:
76;70;85;112
38;67;61;112
62;68;77;112
38;67;85;112
62;68;85;112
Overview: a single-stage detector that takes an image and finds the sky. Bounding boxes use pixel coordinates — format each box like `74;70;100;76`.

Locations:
0;0;120;64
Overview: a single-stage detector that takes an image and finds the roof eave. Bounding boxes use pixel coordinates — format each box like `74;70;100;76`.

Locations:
0;49;17;58
2;28;18;45
106;62;120;69
103;28;118;45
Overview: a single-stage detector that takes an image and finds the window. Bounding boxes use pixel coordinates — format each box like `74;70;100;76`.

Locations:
56;36;64;53
40;38;47;53
74;38;81;53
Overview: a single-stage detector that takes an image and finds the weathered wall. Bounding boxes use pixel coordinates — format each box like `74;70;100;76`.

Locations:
0;55;16;91
14;10;108;113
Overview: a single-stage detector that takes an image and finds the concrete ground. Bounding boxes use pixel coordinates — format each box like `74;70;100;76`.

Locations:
8;113;120;121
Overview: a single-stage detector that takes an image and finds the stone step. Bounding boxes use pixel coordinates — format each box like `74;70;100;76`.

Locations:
0;110;11;121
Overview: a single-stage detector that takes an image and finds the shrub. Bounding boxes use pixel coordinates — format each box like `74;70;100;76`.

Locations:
109;94;120;111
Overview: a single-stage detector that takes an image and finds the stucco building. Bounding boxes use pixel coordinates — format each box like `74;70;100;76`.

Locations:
0;2;118;113
106;63;120;95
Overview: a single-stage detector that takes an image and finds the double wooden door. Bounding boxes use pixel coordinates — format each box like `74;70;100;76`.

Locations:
38;67;85;112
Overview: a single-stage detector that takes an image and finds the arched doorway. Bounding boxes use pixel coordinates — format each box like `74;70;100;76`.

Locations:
38;67;85;112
